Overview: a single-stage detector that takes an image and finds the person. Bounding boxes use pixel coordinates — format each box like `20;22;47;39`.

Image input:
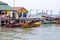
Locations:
2;13;5;18
1;13;8;18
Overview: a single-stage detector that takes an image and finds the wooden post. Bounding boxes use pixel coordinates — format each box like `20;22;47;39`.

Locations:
5;10;7;14
0;11;1;25
46;10;48;17
0;18;1;26
29;9;33;17
36;10;39;15
42;10;44;16
50;10;53;16
59;11;60;20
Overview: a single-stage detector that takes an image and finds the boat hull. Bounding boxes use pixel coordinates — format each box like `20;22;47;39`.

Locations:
55;21;60;24
22;21;42;28
43;20;55;24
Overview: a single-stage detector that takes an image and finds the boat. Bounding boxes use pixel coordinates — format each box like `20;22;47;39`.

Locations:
5;19;21;28
53;20;60;24
5;22;21;28
22;20;42;28
43;20;55;24
53;18;60;24
5;18;42;28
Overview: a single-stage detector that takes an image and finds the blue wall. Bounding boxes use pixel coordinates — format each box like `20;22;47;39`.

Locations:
18;13;27;17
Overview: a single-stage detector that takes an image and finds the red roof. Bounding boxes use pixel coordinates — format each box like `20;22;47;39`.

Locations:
13;7;28;13
13;7;24;10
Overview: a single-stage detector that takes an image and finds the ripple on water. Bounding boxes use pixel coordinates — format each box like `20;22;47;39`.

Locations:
0;24;60;40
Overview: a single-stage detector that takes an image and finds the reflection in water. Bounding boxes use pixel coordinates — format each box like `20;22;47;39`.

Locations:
0;24;60;40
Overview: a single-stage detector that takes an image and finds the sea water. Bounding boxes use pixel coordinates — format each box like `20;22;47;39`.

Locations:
0;24;60;40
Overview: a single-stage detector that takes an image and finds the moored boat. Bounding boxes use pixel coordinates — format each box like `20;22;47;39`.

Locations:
22;20;42;28
43;20;55;24
4;18;42;28
53;18;60;24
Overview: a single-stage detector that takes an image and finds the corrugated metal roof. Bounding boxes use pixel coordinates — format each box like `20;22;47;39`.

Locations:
0;1;14;10
0;1;8;5
0;5;14;10
13;7;23;10
13;7;28;13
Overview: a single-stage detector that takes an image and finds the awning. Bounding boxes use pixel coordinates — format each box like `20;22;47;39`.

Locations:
0;5;14;10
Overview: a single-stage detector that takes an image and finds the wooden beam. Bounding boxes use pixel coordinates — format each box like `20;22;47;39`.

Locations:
5;10;7;14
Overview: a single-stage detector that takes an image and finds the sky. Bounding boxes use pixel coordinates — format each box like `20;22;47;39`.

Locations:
0;0;60;14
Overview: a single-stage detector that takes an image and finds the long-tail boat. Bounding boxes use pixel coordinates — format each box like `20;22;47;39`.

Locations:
5;18;42;28
20;19;42;28
53;18;60;24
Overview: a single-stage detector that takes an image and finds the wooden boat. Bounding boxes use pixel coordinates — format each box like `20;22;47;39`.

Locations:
5;23;15;28
22;21;42;28
53;18;60;24
5;20;42;28
53;20;60;24
22;21;41;28
5;22;21;28
5;20;21;28
5;19;42;28
55;21;60;24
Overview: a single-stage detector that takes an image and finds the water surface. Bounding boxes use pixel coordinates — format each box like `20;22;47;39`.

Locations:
0;24;60;40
